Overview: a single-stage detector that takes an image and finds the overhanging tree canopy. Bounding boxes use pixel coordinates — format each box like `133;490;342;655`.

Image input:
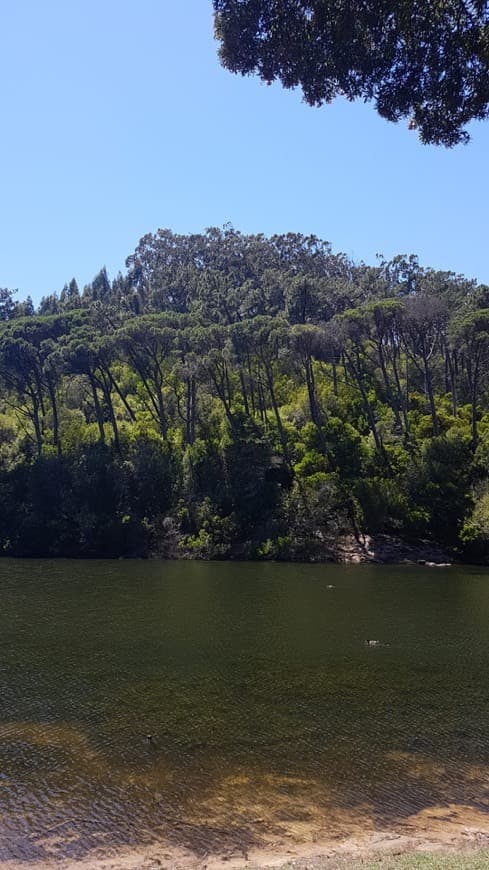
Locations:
213;0;489;145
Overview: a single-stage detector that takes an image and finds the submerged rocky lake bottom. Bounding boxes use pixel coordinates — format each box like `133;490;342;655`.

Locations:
1;560;489;863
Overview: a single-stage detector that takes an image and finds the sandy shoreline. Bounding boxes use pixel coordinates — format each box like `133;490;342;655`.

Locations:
1;803;488;870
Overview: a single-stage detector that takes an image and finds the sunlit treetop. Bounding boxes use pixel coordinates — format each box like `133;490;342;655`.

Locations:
213;0;489;145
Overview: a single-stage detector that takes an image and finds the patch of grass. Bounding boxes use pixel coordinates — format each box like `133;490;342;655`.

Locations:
270;852;489;870
361;852;489;869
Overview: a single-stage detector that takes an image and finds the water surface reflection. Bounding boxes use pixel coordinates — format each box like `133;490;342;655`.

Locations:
1;560;489;861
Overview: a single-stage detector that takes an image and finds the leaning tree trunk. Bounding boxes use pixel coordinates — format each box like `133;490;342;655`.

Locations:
343;348;389;467
422;352;439;437
89;372;105;445
46;376;61;455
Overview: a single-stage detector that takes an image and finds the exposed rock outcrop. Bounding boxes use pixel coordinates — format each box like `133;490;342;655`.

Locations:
334;534;452;565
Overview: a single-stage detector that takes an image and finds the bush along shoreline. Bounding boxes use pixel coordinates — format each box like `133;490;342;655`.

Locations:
1;229;489;562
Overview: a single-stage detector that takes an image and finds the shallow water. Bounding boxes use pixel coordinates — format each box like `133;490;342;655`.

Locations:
1;560;489;861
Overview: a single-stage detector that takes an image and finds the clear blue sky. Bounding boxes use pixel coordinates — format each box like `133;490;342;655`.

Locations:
1;0;488;303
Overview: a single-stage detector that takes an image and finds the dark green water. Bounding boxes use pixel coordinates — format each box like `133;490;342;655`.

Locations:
1;560;489;861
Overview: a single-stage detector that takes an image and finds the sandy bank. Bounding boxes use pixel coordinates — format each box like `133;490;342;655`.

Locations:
1;803;488;870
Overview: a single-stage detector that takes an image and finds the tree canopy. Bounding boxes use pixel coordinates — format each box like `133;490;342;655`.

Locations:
1;227;489;561
213;0;489;145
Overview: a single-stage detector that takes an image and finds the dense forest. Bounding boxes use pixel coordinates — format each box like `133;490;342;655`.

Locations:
1;227;489;561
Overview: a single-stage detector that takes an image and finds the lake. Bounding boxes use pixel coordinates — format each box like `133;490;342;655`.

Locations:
1;560;489;862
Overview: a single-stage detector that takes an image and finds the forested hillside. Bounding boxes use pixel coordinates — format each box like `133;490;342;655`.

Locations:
1;227;489;561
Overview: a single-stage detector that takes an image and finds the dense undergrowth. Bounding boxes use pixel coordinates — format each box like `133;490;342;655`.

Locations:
1;228;489;561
